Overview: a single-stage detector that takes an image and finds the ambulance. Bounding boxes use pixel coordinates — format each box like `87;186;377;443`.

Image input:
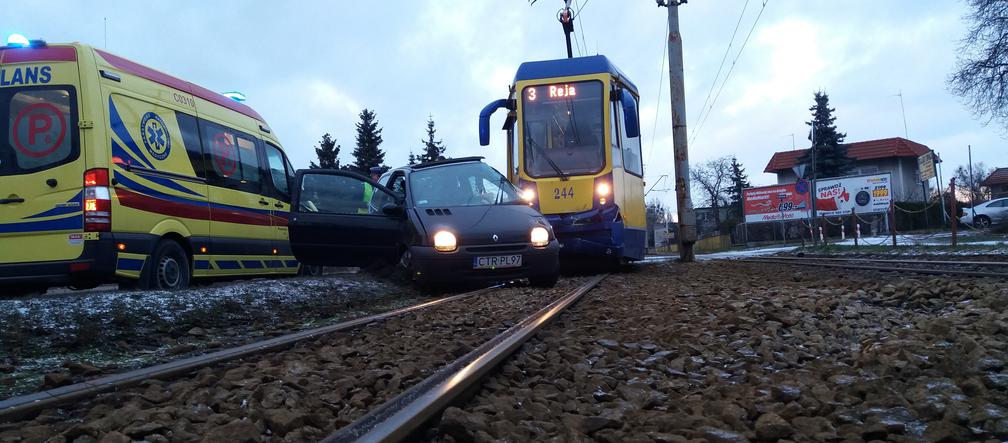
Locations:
0;39;299;294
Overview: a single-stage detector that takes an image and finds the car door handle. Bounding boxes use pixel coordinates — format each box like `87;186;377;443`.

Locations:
46;178;58;187
0;198;25;204
274;203;285;208
259;199;270;206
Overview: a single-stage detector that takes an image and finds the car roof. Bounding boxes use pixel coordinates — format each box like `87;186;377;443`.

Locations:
394;156;486;174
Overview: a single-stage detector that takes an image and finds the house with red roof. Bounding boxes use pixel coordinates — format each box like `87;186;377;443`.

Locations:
981;167;1008;199
764;137;934;202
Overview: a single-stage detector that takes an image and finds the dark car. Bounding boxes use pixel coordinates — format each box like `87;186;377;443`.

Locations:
288;157;560;286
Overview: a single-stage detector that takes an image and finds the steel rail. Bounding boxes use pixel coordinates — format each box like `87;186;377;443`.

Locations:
739;258;1006;278
0;285;502;422
322;274;608;443
755;256;1008;267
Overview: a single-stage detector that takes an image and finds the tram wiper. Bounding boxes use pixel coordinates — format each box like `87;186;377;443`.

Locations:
524;123;569;181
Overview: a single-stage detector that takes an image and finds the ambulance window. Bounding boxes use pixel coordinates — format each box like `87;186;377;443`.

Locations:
1;87;79;176
264;142;290;200
200;119;260;193
175;112;205;179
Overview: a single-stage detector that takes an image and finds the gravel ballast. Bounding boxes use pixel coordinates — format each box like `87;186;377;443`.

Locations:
0;277;591;442
434;261;1008;442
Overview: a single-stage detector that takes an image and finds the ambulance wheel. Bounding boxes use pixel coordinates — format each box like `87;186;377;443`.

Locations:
142;240;191;290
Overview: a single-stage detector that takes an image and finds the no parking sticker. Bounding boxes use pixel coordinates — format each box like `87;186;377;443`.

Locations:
212;132;238;177
12;103;67;158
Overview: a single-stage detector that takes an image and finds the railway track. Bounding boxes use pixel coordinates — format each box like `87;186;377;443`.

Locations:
0;276;608;442
738;256;1008;278
0;285;503;421
322;274;606;442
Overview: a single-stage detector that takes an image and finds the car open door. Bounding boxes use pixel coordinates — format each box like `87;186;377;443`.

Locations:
288;169;403;267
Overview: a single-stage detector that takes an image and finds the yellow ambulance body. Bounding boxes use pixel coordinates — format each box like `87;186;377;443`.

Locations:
0;40;298;292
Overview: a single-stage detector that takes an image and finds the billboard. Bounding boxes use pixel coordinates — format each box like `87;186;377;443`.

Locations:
742;181;812;223
814;173;892;217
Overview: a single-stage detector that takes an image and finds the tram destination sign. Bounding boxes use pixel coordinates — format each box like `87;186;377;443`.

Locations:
742;182;812;223
814;173;892;217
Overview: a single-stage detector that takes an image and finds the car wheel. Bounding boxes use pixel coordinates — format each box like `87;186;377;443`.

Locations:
529;272;559;288
396;249;417;282
142;240;191;290
298;264;323;277
976;215;992;229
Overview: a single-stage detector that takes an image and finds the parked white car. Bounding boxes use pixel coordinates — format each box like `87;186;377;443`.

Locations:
960;197;1008;228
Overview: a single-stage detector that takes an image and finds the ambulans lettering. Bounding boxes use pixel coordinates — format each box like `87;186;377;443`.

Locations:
140;112;171;161
0;66;52;86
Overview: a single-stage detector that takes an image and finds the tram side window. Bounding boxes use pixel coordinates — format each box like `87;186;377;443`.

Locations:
200;119;261;193
610;102;623;169
618;94;643;176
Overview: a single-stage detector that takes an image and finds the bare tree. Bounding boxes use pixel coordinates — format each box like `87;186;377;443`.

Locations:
949;0;1008;127
690;156;733;227
954;162;994;204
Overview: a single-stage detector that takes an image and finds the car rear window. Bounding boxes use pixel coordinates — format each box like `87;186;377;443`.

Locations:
0;86;79;176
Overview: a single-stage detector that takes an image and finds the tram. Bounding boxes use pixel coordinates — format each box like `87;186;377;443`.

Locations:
479;55;646;262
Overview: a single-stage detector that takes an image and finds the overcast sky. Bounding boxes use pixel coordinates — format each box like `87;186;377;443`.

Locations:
4;0;1004;211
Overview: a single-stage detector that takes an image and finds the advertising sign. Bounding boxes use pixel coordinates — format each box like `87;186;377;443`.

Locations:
742;182;812;223
917;152;936;181
814;173;892;217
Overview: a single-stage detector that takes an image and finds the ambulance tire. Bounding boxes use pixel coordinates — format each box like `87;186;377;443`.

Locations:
142;240;191;291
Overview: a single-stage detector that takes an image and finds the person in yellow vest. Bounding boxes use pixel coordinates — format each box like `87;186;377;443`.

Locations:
358;166;384;214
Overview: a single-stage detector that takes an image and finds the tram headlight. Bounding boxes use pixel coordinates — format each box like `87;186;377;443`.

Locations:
521;188;536;202
596;182;610;197
530;226;550;248
596;182;610;205
433;231;457;252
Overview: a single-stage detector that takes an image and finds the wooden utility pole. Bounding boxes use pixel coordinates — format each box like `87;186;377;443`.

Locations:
658;0;697;262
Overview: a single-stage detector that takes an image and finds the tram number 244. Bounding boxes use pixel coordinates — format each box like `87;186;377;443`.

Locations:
554;186;575;200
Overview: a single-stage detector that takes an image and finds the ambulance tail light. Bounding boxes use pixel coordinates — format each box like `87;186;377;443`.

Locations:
84;168;111;232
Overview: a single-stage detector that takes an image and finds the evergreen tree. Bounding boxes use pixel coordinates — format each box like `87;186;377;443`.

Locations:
407;150;419;165
800;91;854;179
727;156;751;221
418;115;447;163
309;133;340;169
352;108;385;171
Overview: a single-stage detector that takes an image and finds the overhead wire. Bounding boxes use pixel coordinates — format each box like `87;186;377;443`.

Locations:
690;0;770;146
690;0;750;144
574;0;590;55
645;19;669;171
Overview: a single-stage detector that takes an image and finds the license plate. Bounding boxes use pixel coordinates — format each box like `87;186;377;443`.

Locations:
473;254;522;270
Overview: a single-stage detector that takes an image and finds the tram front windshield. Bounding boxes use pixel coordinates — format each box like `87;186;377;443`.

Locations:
521;80;604;178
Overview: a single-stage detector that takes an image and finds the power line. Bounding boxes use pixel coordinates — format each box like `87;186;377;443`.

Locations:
690;0;770;146
645;19;669;170
574;0;590;56
690;0;750;141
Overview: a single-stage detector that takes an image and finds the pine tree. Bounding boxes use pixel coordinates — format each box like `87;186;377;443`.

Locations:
727;156;751;221
800;91;854;179
352;108;385;171
309;133;340;169
408;150;419;165
418;115;447;163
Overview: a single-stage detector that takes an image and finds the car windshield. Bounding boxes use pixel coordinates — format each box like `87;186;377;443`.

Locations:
409;162;520;207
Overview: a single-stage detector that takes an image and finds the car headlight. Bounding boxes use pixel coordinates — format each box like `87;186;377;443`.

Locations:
530;226;550;248
433;231;457;252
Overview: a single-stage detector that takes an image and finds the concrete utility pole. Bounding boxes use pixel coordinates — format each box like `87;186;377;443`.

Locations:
658;0;697;262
